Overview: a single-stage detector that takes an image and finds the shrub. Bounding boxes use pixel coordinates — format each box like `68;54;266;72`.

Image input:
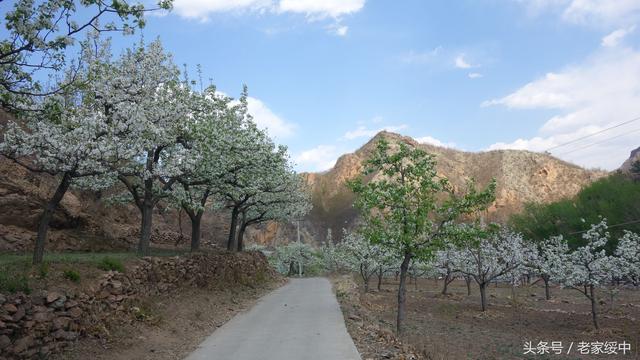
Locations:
0;270;30;294
63;269;81;283
97;257;124;272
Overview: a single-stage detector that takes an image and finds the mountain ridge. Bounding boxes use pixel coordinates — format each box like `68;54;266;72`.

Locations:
293;131;607;244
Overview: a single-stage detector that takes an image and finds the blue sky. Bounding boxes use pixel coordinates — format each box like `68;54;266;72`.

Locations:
107;0;640;171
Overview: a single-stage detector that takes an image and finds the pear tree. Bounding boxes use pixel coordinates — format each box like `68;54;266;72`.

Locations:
169;86;248;251
547;220;620;329
433;246;459;295
235;170;311;251
0;38;114;264
86;39;192;256
337;229;389;293
453;228;530;311
615;230;640;285
0;0;172;110
348;138;496;333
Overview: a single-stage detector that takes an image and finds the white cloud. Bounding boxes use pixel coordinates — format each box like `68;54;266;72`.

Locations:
562;0;640;26
294;145;340;171
343;124;408;140
326;23;349;36
171;0;365;22
468;72;483;79
520;0;640;27
278;0;365;19
245;97;296;139
172;0;272;20
601;26;636;47
416;136;457;148
454;54;473;69
484;45;640;170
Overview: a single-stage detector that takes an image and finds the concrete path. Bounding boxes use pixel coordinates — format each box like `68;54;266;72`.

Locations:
184;278;361;360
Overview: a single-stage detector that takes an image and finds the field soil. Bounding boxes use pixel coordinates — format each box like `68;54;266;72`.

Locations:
334;275;640;360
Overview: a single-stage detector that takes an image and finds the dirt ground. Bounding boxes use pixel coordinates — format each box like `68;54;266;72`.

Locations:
335;275;640;360
53;278;285;360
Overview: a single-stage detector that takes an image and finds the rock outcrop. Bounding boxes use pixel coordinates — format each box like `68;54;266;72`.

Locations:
619;146;640;173
294;131;607;244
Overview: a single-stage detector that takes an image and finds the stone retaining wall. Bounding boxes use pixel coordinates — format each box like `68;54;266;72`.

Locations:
0;251;276;359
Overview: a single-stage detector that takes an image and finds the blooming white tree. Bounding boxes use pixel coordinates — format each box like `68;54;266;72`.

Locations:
168;85;249;251
546;220;620;329
453;228;529;311
320;228;340;273
271;241;321;276
526;236;566;300
0;0;171;110
0;37;115;264
85;39;193;256
236;173;311;251
337;230;389;292
433;246;459;295
615;230;640;286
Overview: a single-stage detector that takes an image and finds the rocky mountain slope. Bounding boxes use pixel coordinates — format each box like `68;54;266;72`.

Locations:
620;146;640;173
296;131;607;244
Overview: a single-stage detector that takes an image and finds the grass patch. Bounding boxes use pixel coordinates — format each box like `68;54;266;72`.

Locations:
0;270;30;293
63;269;81;283
0;248;186;267
0;249;187;292
37;262;50;279
97;257;125;272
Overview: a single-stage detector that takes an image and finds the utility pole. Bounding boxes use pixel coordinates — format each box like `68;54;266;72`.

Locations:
297;220;302;277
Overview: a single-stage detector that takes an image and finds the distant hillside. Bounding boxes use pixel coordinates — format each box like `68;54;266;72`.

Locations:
292;131;607;245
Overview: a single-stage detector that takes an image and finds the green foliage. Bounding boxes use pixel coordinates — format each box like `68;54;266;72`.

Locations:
0;0;172;110
97;257;125;272
37;262;50;279
348;139;497;259
0;269;30;294
510;174;640;251
63;269;81;283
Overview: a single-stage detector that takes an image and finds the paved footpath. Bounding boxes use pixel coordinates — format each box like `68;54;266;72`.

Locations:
184;277;361;360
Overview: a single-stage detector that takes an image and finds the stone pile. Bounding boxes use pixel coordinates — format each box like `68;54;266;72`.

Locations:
0;290;83;359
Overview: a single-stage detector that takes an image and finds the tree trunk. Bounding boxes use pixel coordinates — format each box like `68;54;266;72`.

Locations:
589;285;599;330
33;172;72;264
480;282;488;311
138;200;153;257
441;272;451;295
361;264;370;293
543;275;551;300
237;219;249;252
227;206;239;251
465;276;472;296
377;268;383;291
396;251;411;334
189;211;203;252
